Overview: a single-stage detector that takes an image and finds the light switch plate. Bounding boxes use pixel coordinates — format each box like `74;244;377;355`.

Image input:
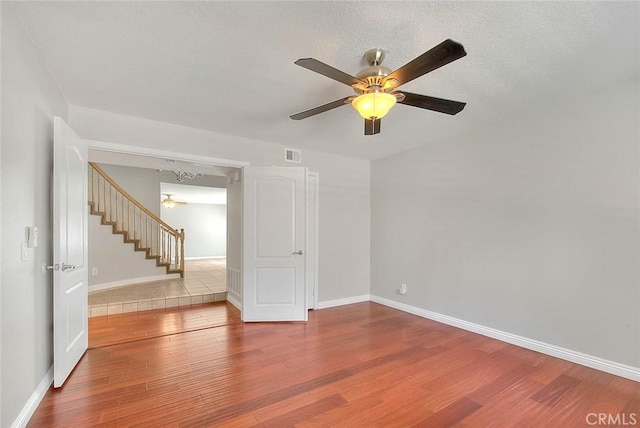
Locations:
27;226;38;248
21;243;28;262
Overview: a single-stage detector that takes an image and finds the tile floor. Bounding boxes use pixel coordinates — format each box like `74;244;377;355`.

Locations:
88;258;227;317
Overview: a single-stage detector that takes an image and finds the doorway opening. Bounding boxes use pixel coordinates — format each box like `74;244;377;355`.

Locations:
84;146;244;345
86;161;231;316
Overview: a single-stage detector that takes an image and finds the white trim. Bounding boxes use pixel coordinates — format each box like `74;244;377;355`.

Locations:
307;171;319;310
89;274;180;292
11;366;53;428
370;295;640;382
316;294;370;310
84;139;249;168
226;293;241;311
184;256;225;260
227;267;241;306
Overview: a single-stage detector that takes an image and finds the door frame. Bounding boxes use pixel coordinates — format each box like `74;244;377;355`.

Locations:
307;171;319;310
85;139;248;169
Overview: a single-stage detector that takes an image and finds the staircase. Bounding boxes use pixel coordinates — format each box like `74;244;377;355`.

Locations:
88;162;185;278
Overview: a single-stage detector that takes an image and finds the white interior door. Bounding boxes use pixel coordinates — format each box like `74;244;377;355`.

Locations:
242;166;307;321
53;116;88;387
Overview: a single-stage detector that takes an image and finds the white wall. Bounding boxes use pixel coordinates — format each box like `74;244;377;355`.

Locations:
1;4;69;426
97;163;161;215
371;79;640;368
70;106;371;303
161;203;226;258
88;215;172;289
88;163;165;287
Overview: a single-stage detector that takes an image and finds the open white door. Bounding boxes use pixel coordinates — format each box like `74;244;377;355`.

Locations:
242;166;307;321
53;117;88;387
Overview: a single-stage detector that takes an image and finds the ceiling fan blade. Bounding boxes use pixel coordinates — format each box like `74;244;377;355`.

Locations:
398;92;466;115
364;118;381;135
290;97;351;120
385;39;466;87
294;58;363;86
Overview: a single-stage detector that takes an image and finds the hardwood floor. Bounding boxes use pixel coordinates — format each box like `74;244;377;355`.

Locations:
30;302;638;427
89;302;241;348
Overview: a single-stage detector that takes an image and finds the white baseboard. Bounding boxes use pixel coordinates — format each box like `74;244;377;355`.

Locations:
226;294;241;310
89;274;181;292
184;256;225;260
370;295;640;382
11;366;53;428
316;294;370;309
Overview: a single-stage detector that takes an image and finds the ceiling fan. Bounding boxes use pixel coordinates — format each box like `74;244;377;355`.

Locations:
290;39;467;135
162;194;187;209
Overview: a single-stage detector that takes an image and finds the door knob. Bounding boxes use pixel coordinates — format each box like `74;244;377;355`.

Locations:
292;250;304;255
61;263;76;272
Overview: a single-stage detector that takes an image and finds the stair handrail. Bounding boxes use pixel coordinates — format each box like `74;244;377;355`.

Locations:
89;162;180;235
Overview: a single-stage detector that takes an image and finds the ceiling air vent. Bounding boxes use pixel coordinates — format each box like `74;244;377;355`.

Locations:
285;148;301;163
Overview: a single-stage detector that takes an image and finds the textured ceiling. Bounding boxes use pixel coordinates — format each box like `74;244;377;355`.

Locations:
12;1;640;160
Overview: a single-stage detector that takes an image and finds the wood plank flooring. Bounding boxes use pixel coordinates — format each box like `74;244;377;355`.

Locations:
29;302;639;427
89;302;241;348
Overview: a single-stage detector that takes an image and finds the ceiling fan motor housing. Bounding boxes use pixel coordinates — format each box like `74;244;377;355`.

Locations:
354;48;393;95
354;67;392;94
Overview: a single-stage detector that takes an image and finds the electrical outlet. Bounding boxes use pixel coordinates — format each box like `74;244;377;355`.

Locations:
91;267;99;276
399;283;407;295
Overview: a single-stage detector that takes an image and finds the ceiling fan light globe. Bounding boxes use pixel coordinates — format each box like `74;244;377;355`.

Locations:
162;198;176;208
351;92;396;120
